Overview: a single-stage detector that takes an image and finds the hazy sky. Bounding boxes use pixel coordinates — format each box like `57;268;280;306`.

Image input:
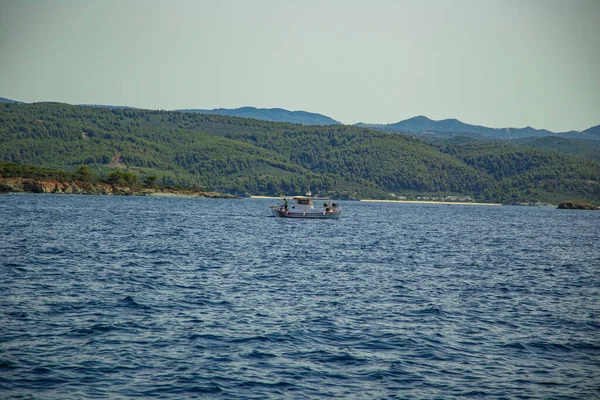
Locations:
1;0;599;131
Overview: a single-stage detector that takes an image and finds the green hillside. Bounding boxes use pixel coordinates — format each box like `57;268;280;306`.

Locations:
513;136;600;162
441;142;600;203
1;102;599;203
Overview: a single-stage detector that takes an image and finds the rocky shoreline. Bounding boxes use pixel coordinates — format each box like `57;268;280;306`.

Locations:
0;177;237;198
557;200;600;210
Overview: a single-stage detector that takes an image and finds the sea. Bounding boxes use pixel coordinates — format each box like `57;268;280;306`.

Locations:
1;194;599;399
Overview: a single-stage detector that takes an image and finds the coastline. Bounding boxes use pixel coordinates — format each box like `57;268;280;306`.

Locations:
359;199;502;206
0;177;236;199
249;195;502;206
249;195;283;199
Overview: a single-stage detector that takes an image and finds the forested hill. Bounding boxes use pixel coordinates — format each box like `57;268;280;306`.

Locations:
357;116;592;140
178;106;340;126
512;137;600;162
1;102;599;203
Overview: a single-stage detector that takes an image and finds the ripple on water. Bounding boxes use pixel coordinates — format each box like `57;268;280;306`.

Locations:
1;195;599;399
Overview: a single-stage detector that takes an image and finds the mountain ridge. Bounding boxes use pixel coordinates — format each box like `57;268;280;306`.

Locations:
583;124;600;137
355;115;594;140
0;97;24;104
1;95;598;136
1;101;599;203
177;106;341;126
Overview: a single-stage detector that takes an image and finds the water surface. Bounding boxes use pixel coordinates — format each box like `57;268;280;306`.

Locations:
1;195;599;398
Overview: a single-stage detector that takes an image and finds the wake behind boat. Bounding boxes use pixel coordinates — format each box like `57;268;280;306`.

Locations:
270;193;342;219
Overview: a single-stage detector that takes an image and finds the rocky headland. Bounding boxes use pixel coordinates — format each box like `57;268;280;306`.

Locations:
557;200;600;210
0;177;236;198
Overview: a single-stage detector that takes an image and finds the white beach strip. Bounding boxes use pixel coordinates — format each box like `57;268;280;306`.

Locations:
360;199;502;206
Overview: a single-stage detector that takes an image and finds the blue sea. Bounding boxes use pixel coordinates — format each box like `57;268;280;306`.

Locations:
1;194;599;399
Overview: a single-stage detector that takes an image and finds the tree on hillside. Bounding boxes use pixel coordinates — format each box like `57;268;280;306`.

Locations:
107;170;139;185
75;165;94;182
144;175;158;188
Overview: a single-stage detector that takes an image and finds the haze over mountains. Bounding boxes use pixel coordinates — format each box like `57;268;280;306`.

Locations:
1;96;598;140
178;107;600;141
356;116;600;141
0;97;24;104
2;101;600;204
178;106;341;126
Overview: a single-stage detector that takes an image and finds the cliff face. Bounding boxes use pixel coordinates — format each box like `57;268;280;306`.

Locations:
0;178;235;198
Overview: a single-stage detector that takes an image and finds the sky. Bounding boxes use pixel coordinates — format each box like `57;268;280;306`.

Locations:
0;0;599;131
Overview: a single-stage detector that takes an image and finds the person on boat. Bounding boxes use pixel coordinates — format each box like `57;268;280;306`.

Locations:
283;198;288;211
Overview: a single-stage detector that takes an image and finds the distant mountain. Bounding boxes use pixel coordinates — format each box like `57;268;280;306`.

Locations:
79;104;140;110
178;106;340;126
2;102;599;203
583;124;600;137
357;115;498;136
356;116;592;140
0;97;24;104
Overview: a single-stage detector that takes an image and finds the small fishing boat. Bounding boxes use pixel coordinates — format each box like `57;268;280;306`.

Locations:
270;193;342;219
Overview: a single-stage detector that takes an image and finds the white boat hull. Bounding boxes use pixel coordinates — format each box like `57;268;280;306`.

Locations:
270;206;342;219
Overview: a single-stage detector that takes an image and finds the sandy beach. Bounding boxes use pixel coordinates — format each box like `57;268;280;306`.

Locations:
249;195;283;199
360;199;501;206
